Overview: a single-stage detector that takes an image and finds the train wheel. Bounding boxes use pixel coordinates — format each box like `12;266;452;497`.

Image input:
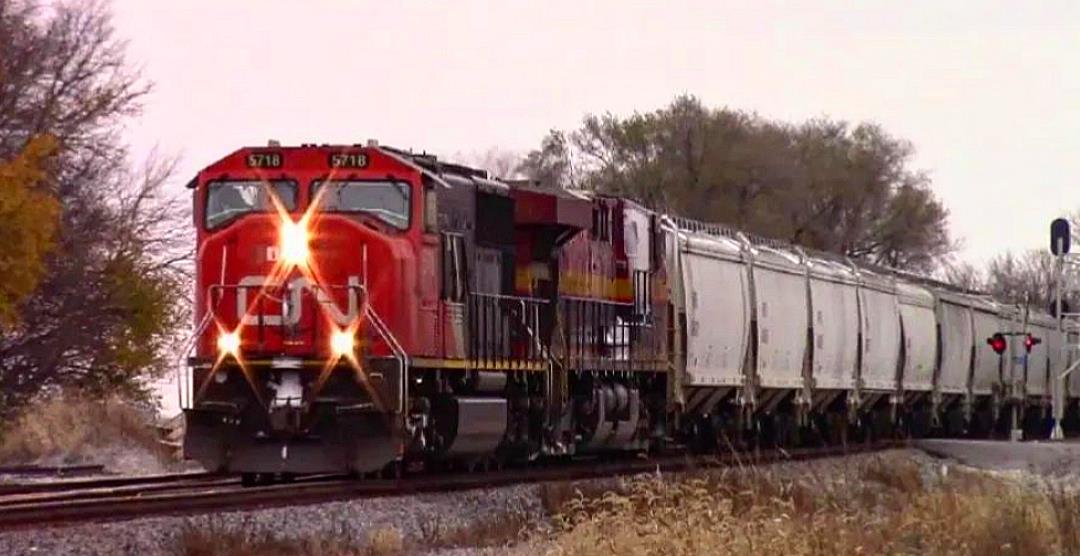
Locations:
241;472;258;487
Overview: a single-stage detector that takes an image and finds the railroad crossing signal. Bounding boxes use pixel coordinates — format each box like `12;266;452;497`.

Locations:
986;332;1041;354
1023;333;1042;353
987;333;1007;354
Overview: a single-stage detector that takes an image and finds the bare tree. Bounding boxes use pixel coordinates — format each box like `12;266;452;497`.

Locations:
984;250;1055;309
518;130;573;189
937;260;985;292
0;0;187;416
451;147;524;180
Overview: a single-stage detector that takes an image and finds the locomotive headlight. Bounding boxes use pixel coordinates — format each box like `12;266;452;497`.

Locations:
217;330;241;357
330;329;355;357
279;219;310;267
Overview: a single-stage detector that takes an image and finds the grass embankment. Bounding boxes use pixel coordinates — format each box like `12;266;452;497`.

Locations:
0;393;174;470
171;451;1080;556
542;455;1080;555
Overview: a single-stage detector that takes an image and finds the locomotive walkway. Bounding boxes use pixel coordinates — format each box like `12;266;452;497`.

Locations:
0;441;904;530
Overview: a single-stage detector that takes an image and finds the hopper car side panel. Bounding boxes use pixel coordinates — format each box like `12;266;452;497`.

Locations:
1045;323;1064;397
999;309;1024;398
1025;320;1053;397
752;263;808;390
937;301;974;394
679;237;749;387
1049;326;1067;395
969;308;1001;396
858;286;902;392
808;274;859;391
898;301;937;392
1068;331;1080;397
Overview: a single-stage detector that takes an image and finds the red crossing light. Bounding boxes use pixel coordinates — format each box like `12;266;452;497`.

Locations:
1024;334;1042;353
987;333;1007;355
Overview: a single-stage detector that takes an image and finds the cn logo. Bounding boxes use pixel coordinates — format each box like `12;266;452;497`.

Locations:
236;275;360;326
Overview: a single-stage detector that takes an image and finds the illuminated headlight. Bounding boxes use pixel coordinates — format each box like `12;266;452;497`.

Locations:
330;329;355;357
217;330;241;357
280;219;309;266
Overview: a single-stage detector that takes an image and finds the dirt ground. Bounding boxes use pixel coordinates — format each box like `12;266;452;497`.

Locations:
915;438;1080;476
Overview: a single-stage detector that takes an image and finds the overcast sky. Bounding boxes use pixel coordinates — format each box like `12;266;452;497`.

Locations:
111;0;1079;266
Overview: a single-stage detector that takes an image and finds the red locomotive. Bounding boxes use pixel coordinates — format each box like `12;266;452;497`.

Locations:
184;142;667;481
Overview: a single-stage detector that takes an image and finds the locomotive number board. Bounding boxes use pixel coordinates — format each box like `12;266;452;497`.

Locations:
329;152;369;169
246;152;283;168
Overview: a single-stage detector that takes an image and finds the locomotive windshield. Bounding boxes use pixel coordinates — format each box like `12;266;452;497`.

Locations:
205;180;297;229
313;180;410;230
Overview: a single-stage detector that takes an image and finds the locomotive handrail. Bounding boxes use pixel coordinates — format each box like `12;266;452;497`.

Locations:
470;291;551;303
467;292;551;367
558;294;633;307
361;301;408;416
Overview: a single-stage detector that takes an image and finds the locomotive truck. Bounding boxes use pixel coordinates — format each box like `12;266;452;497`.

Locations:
182;142;1076;482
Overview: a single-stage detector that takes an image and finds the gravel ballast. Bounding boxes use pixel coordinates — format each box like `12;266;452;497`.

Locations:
1;446;1072;555
0;482;544;555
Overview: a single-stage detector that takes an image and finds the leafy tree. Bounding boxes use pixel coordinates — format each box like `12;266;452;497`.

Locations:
0;1;189;416
528;95;954;271
0;135;59;326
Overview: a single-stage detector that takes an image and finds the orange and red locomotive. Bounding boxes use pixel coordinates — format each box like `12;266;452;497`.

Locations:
184;142;668;480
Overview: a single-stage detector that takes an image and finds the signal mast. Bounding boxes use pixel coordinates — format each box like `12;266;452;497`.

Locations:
1051;217;1075;440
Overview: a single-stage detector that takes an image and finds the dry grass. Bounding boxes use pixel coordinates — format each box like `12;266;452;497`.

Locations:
173;522;404;556
0;392;172;466
419;509;533;550
170;452;1080;556
539;453;1077;556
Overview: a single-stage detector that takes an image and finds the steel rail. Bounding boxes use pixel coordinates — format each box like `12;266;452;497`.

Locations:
0;472;221;497
0;464;105;477
0;475;236;508
0;440;904;531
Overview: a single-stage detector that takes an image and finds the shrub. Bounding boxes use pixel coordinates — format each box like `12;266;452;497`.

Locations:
0;392;172;468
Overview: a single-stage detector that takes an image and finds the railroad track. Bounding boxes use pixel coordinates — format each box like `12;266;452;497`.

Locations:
0;440;906;530
0;471;223;497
